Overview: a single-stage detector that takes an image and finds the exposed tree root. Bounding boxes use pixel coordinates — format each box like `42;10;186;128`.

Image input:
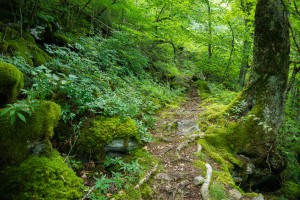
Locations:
201;163;212;200
134;164;158;189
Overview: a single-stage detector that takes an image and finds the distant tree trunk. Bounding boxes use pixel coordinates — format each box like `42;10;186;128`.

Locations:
205;0;212;59
238;0;253;87
238;41;249;87
228;0;290;171
222;21;235;82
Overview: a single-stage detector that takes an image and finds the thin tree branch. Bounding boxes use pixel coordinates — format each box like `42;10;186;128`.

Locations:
81;0;93;11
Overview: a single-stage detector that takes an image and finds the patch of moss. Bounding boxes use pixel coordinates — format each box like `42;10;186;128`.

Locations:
53;32;71;46
23;32;35;44
0;62;24;106
0;41;8;53
31;46;51;66
194;79;211;99
0;150;83;200
78;116;139;160
0;28;51;66
113;187;141;200
0;101;61;164
6;39;34;66
209;183;229;200
281;181;300;199
3;27;20;40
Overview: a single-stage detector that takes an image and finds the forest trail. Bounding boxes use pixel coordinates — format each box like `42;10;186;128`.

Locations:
147;87;205;200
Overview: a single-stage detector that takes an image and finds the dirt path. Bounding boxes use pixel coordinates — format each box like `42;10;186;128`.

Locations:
147;88;204;200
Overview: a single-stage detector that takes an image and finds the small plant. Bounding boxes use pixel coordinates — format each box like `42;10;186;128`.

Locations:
88;157;141;199
0;99;40;125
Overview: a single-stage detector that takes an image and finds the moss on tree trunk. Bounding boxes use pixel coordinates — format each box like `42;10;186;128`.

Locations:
227;0;289;171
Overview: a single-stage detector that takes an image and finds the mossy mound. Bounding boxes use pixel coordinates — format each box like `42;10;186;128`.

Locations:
0;62;24;106
53;32;71;46
0;101;61;165
78;116;138;160
0;28;51;66
0;150;83;200
281;181;300;199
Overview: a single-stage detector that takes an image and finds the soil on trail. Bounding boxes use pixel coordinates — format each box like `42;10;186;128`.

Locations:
147;88;204;200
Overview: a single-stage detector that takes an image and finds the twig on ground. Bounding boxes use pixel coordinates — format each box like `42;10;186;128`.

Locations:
81;185;95;200
134;164;158;189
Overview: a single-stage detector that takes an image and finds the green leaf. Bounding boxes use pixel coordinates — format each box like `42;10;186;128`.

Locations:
0;108;10;116
17;113;27;123
9;110;16;117
10;115;15;125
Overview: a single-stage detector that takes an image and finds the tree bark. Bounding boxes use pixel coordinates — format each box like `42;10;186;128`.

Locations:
205;0;212;59
238;0;253;87
228;0;290;170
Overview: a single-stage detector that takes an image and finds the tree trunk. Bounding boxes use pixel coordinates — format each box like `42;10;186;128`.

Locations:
238;0;253;87
205;0;212;59
222;21;235;82
228;0;289;171
238;31;250;87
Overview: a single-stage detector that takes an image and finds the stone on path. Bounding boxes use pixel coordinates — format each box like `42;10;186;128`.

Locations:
176;120;200;135
105;139;139;153
229;188;242;200
193;175;205;186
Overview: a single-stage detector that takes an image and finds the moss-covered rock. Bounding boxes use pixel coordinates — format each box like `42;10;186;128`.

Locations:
0;150;83;200
281;181;300;199
53;32;71;46
0;28;51;66
78;116;139;160
0;101;61;165
0;62;24;106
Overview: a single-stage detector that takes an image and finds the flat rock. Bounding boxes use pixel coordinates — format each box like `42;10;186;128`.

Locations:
177;120;200;135
105;139;139;153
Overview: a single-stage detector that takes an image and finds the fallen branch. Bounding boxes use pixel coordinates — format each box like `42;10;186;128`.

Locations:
201;163;212;200
134;164;158;189
81;185;95;200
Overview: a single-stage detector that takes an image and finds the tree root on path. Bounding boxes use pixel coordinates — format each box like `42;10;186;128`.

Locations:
134;164;158;189
201;163;212;200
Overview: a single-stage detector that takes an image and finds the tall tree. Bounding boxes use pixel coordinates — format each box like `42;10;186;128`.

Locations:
229;0;290;172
